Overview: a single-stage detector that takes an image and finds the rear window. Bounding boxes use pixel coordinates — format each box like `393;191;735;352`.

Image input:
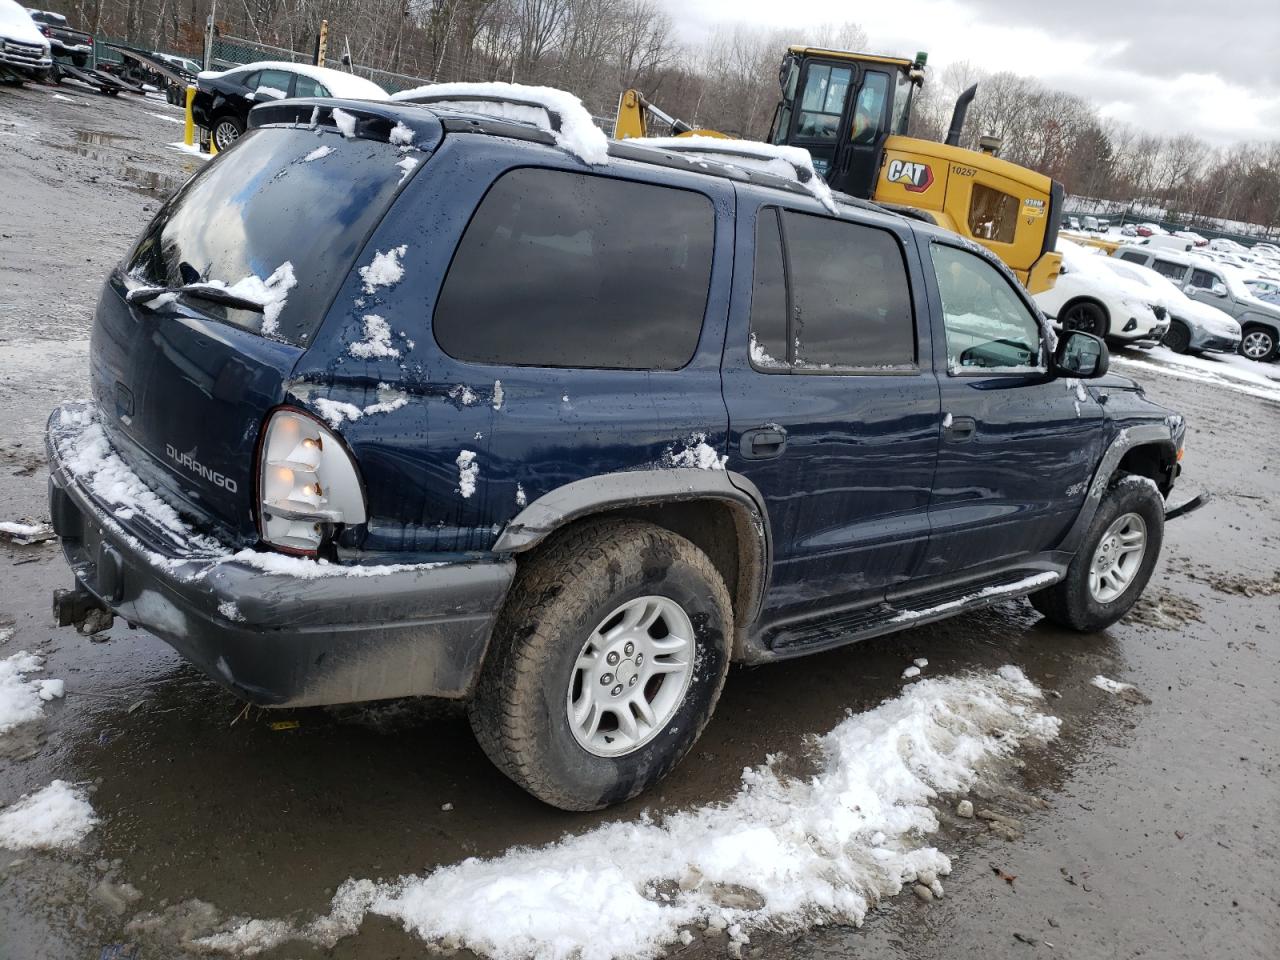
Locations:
1152;259;1186;279
126;127;407;345
434;168;714;370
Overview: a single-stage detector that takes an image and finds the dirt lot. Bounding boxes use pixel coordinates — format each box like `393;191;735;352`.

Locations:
1;81;1277;960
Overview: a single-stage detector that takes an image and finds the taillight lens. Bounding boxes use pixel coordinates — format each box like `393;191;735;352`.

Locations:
257;408;366;554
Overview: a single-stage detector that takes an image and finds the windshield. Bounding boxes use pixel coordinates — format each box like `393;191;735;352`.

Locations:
126;126;409;345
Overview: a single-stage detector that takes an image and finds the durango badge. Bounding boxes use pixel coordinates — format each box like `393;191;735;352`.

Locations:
165;443;238;492
886;159;934;193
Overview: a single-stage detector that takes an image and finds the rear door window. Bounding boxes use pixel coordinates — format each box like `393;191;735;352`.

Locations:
1119;252;1147;265
292;74;329;98
1189;268;1219;289
434;169;714;370
747;208;916;371
254;69;293;99
1152;259;1186;280
126;126;409;345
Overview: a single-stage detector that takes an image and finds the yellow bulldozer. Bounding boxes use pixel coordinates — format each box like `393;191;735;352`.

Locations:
616;47;1064;293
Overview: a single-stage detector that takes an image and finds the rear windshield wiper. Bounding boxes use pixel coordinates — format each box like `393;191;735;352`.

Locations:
126;283;265;313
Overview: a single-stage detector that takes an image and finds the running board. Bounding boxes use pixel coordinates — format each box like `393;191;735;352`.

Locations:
1165;492;1209;521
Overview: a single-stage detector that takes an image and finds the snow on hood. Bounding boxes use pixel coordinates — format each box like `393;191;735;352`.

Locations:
0;0;49;47
391;81;608;165
196;61;387;100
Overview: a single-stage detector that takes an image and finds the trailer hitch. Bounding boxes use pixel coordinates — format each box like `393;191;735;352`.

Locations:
53;584;113;634
1165;492;1209;522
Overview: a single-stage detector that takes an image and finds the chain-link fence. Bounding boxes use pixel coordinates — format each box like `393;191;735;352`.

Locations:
209;34;427;94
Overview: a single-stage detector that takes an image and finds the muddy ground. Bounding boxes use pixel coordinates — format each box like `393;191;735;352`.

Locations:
0;81;1277;960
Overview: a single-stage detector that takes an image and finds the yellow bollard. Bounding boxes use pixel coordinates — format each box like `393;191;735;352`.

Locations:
183;85;196;148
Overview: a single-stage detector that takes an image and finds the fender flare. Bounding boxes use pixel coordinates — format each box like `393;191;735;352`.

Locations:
1237;312;1280;335
492;468;772;627
1059;423;1176;554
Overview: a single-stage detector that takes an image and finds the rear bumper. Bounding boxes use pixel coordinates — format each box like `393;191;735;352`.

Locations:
46;404;514;707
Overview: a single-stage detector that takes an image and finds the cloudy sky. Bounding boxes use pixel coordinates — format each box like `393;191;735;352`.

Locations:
664;0;1280;145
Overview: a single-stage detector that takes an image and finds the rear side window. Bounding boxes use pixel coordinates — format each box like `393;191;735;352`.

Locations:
1119;252;1147;265
748;209;915;371
434;169;714;369
1152;259;1185;280
127;127;407;345
292;75;328;98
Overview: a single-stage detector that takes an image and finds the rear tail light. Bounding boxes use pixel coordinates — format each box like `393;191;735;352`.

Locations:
257;408;366;554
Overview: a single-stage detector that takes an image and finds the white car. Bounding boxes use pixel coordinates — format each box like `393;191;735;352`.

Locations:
1173;230;1209;247
1035;239;1168;345
0;0;50;80
1098;257;1241;354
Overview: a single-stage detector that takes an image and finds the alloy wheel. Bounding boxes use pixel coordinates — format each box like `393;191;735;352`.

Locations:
1089;512;1147;603
213;120;240;151
1241;330;1273;360
566;595;695;757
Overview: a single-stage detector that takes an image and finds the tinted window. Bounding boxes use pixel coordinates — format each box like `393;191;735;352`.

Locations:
969;184;1019;244
797;63;852;140
1189;268;1218;289
851;71;888;143
1151;259;1186;279
783;211;915;368
238;71;259;89
1119;252;1147;265
255;69;293;99
293;75;328;98
931;244;1042;371
435;169;713;369
749;209;788;368
126;127;407;345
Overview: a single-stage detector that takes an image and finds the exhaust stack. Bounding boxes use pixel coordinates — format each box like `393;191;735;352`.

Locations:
945;83;978;147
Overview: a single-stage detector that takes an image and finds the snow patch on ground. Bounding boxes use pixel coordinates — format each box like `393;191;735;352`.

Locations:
1092;675;1136;695
0;520;53;542
1113;346;1280;405
663;433;728;471
200;668;1058;958
349;314;400;359
359;245;408;294
0;780;98;851
0;652;64;734
456;451;478;498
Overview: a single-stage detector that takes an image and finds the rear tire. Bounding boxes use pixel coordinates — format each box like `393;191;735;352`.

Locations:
468;520;732;811
1032;475;1164;632
1162;321;1191;354
1060;300;1108;338
1240;324;1278;362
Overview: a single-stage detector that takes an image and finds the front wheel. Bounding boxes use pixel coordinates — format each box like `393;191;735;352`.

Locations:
469;520;732;811
211;115;244;151
1162;321;1191;354
1240;324;1278;362
1060;301;1108;338
1032;475;1164;632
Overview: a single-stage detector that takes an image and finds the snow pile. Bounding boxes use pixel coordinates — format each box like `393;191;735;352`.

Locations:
748;334;782;368
634;136;837;213
389;122;414;147
302;145;333;162
0;780;98;851
1092;675;1136;695
199;261;297;337
359;245;408;294
331;107;358;138
392;81;608;166
0;520;53;543
198;667;1057;958
396;156;418;183
311;393;408;429
456;451;478;498
349;314;399;359
663;433;728;471
0;652;64;734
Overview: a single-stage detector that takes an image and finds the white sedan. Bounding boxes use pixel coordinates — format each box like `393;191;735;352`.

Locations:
1035;239;1168;345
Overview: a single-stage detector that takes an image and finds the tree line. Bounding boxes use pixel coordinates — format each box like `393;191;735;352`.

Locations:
51;0;1280;234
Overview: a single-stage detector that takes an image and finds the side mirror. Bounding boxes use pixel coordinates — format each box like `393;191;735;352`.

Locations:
1211;282;1228;297
1054;330;1109;379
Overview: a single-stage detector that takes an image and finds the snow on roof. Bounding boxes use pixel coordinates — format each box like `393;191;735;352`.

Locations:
197;61;387;100
631;135;838;213
391;81;608;165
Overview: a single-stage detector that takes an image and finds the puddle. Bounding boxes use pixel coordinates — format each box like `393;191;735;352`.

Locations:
46;131;194;198
73;130;137;146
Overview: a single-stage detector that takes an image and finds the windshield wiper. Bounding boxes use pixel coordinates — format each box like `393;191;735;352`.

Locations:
126;283;265;313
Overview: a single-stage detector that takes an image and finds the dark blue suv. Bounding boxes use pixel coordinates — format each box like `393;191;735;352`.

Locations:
46;91;1190;810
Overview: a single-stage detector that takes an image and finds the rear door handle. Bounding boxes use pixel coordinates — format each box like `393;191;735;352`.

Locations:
944;414;977;441
740;427;787;460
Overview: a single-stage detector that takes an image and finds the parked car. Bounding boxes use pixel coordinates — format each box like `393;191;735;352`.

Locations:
1209;238;1246;254
191;60;387;151
1173;230;1209;248
1136;223;1162;237
1244;278;1280;301
1140;234;1195;253
1062;215;1081;231
1098;256;1240;354
1082;215;1101;231
0;0;50;80
1114;245;1280;361
45;90;1191;811
1120;223;1138;237
25;7;90;66
1035;239;1168;344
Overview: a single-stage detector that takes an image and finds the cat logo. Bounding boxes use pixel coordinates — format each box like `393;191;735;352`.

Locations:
886;159;934;193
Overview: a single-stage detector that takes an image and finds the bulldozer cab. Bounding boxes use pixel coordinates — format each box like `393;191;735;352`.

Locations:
768;47;918;200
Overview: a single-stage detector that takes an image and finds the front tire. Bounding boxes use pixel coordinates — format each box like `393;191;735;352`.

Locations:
1162;320;1191;354
1240;324;1278;362
1032;475;1164;632
1060;300;1108;338
469;520;732;811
